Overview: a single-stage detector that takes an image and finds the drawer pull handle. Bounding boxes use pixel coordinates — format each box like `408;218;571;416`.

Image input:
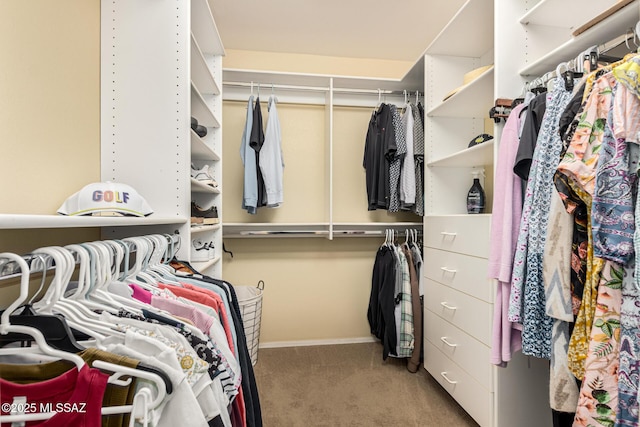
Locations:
440;232;457;237
440;267;457;274
440;337;458;347
440;372;458;385
440;301;457;310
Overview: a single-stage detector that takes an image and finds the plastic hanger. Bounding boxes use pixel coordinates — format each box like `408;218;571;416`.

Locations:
0;358;168;423
0;254;86;352
73;243;119;313
128;388;152;427
0;252;85;370
38;246;118;340
0;273;167;422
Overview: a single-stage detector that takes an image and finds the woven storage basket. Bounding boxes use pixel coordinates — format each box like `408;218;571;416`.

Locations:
236;280;264;366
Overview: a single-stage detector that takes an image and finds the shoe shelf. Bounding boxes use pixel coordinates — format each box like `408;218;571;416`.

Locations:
427;139;494;168
191;34;221;97
190;178;221;194
192;255;221;271
0;214;187;229
190;224;221;234
191;84;220;128
426;66;494;118
518;0;638;76
191;130;220;161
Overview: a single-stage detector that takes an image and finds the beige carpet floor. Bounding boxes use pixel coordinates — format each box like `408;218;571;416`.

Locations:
253;342;480;427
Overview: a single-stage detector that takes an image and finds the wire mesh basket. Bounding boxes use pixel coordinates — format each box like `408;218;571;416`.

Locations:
236;280;264;366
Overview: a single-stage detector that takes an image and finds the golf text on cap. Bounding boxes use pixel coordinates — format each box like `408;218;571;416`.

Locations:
92;190;130;204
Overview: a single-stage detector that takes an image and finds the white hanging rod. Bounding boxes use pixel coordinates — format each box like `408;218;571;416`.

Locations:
223;81;329;92
222;81;416;96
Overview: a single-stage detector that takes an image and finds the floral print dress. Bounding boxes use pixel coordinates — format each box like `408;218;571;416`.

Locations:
554;73;616;379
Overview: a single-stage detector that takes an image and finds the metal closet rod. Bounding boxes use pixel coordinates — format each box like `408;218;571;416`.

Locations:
222;81;416;96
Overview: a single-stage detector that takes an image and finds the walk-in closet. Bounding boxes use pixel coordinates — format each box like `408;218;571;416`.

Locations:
3;0;640;426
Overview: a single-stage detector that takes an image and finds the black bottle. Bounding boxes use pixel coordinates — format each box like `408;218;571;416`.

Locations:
467;170;485;214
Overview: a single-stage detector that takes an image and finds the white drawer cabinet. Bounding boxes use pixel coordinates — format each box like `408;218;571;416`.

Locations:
424;309;492;390
424;215;491;259
423;247;493;303
425;278;493;346
425;340;492;427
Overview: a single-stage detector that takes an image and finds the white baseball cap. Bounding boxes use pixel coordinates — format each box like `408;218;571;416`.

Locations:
57;182;154;217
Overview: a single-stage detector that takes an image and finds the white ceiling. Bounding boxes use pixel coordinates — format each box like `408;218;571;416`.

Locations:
209;0;466;62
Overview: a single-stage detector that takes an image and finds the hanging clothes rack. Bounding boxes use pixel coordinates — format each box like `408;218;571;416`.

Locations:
223;80;420;97
0;234;180;281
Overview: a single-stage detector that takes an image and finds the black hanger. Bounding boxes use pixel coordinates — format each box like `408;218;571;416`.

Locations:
136;362;173;394
0;255;86;352
0;307;86;352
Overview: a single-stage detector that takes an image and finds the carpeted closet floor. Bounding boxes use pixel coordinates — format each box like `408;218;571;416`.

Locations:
253;342;479;427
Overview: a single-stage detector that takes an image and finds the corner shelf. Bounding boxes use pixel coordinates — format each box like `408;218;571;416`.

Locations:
190;178;221;194
0;214;187;230
191;130;220;161
427;66;494;118
428;139;494;168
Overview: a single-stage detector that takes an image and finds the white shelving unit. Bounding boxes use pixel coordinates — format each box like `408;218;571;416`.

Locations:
188;0;224;278
421;1;552;426
424;0;495;217
98;0;224;278
1;0;226;281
